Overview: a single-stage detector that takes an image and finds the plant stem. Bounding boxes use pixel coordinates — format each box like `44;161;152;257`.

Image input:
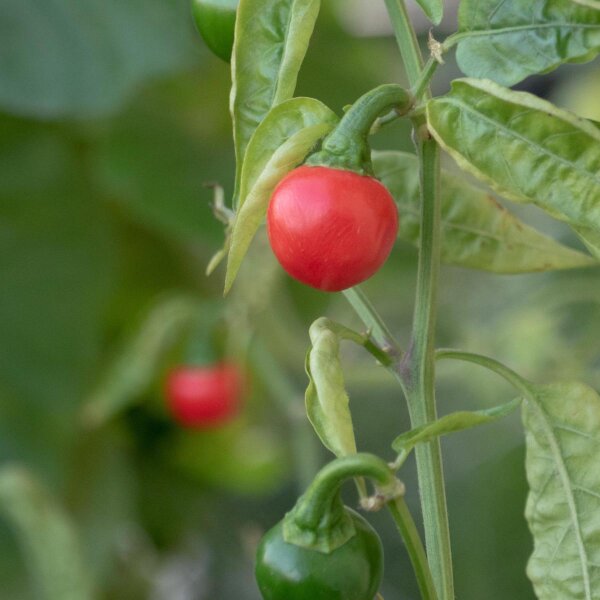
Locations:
411;57;438;102
401;139;453;600
388;497;439;600
384;2;453;597
384;0;424;88
343;287;403;358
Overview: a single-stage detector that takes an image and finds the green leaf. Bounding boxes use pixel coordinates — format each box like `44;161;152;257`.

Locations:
392;398;521;454
454;0;600;86
415;0;444;25
304;318;358;457
373;150;595;273
570;0;600;9
224;109;336;293
238;98;338;209
0;467;94;600
231;0;321;206
522;381;600;599
81;296;200;427
427;79;600;234
573;225;600;259
0;0;198;119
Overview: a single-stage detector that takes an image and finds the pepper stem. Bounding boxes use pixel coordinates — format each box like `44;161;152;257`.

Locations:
283;453;399;553
306;84;412;175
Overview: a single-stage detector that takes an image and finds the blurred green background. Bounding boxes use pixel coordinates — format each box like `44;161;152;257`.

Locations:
1;1;600;598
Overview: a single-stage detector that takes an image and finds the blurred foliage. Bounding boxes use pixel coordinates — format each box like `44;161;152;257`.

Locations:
0;1;598;598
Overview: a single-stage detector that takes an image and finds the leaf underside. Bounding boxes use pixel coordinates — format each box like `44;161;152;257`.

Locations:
373;150;594;273
522;381;600;599
427;79;600;236
456;0;600;86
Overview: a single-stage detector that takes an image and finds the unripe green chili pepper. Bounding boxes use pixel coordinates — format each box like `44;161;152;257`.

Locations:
191;0;238;62
255;453;402;599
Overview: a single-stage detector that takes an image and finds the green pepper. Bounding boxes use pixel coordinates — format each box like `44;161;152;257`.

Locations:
255;507;383;600
191;0;238;62
255;454;399;600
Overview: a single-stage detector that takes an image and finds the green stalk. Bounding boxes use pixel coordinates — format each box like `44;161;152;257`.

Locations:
388;497;439;600
401;139;453;599
435;349;530;395
342;287;403;359
412;57;438;101
307;84;411;175
383;0;425;89
289;453;396;532
384;1;454;597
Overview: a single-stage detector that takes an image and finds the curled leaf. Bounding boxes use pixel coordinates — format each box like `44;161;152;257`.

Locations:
305;318;358;457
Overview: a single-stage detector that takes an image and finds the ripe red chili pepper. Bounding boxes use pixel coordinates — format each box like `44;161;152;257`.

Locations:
267;165;398;292
165;362;242;428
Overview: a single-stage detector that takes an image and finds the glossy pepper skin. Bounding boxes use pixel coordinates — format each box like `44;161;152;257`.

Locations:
267;166;398;292
191;0;238;62
165;363;242;428
255;508;384;600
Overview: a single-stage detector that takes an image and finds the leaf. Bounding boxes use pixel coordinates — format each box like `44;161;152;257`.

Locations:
231;0;321;206
427;79;600;234
304;318;358;457
224;118;336;293
392;398;521;454
238;98;338;209
415;0;444;25
81;295;201;427
570;0;600;9
0;0;198;119
574;225;600;259
0;467;94;600
522;381;600;599
373;151;595;272
454;0;600;86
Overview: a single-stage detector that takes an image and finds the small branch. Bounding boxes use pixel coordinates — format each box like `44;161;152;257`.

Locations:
342;287;403;359
387;496;439;600
411;57;439;102
436;349;531;396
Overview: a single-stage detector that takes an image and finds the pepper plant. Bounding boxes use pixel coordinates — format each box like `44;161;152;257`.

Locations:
198;0;600;598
